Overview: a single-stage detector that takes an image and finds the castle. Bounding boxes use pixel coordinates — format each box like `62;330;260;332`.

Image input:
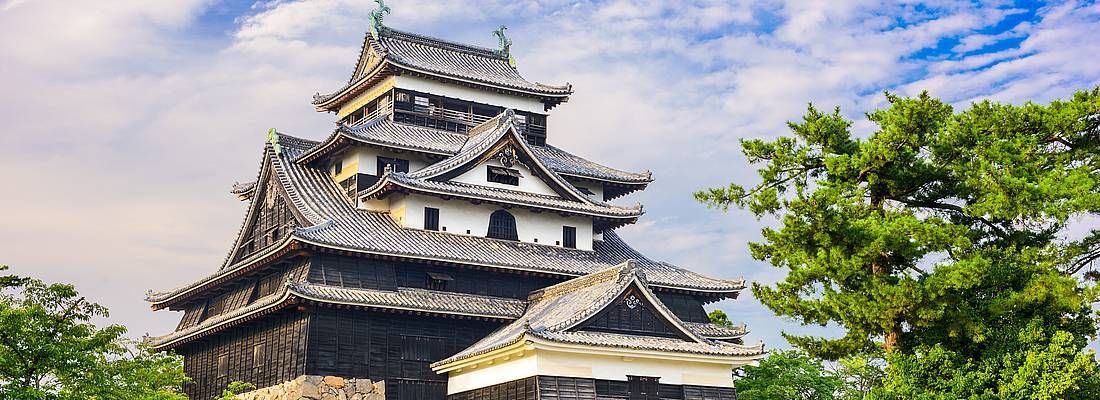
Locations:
147;4;763;399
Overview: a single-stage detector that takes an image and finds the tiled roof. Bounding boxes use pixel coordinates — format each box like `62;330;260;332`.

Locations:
339;117;466;155
433;262;764;367
148;280;526;349
378;28;571;95
147;132;743;307
295;115;648;187
365;172;644;219
402;111;622;209
530;145;652;184
315;27;571;106
683;322;748;339
403;111;517;179
290;282;526;319
230;180;257;196
148;289;288;349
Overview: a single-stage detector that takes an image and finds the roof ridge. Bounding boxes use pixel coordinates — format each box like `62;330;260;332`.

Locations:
528;260;636;302
380;26;506;60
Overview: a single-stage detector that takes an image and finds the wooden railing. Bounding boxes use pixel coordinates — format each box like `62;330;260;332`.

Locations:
356;100;547;139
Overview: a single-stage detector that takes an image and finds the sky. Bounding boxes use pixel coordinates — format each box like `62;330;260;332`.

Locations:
1;0;1098;352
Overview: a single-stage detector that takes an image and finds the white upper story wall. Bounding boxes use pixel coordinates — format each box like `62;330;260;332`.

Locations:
366;193;595;251
453;158;560;197
329;146;433;183
395;75;547;114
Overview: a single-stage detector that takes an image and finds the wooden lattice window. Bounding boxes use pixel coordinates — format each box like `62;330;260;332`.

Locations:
487;210;518;241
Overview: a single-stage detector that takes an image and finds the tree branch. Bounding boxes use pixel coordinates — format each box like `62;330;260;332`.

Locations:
894;198;1010;239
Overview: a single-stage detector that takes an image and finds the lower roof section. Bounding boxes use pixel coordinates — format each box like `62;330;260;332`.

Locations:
147;282;525;351
148;279;748;351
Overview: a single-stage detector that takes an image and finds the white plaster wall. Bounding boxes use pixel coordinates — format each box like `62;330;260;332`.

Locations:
395;75;546;113
452;159;560;197
388;193;594;250
444;347;738;395
352;147;431;175
535;350;736;387
446;353;538;395
331;146;432;180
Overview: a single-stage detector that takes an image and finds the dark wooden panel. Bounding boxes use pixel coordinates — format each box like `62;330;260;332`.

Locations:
448;376;538;400
232;178;299;264
308;254;560;299
538;376;597;400
177;310;309;400
655;293;709;323
305;308;503;400
682;385;736;400
579;287;685;339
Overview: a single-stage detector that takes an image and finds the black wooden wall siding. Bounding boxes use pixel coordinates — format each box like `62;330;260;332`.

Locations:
171;252;725;399
305;308;503;399
233;180;299;264
308;254;398;291
179;310;310;400
307;254;560;299
447;376;734;400
578;287;686;339
447;376;540;400
654;293;709;323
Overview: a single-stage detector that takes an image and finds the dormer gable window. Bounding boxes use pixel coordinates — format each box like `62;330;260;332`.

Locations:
487;210;519;241
487;166;521;186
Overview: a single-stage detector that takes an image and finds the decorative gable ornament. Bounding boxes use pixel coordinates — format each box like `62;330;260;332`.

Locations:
264;180;278;209
625;294;641;309
497;145;517;168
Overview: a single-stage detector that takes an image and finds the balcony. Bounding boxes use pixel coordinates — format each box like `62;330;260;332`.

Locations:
344;90;548;145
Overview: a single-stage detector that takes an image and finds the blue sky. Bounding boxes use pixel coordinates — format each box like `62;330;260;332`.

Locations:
1;0;1098;352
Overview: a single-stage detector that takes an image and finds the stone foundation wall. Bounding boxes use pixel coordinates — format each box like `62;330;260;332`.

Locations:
235;375;385;400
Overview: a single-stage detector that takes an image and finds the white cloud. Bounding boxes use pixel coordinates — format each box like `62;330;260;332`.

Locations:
1;0;1097;350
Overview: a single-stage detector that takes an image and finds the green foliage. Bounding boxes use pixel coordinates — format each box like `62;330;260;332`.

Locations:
834;355;885;400
736;350;845;400
0;265;188;399
215;381;256;400
708;309;734;327
698;89;1100;398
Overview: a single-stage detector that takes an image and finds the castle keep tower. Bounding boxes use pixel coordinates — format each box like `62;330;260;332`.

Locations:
148;5;763;399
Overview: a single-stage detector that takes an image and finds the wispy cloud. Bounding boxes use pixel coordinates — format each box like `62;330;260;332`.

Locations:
1;0;1097;349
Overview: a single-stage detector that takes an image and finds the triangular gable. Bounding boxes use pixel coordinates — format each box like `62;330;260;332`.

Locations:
223;148;309;267
575;284;690;340
407;110;600;204
565;266;704;343
349;31;387;83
